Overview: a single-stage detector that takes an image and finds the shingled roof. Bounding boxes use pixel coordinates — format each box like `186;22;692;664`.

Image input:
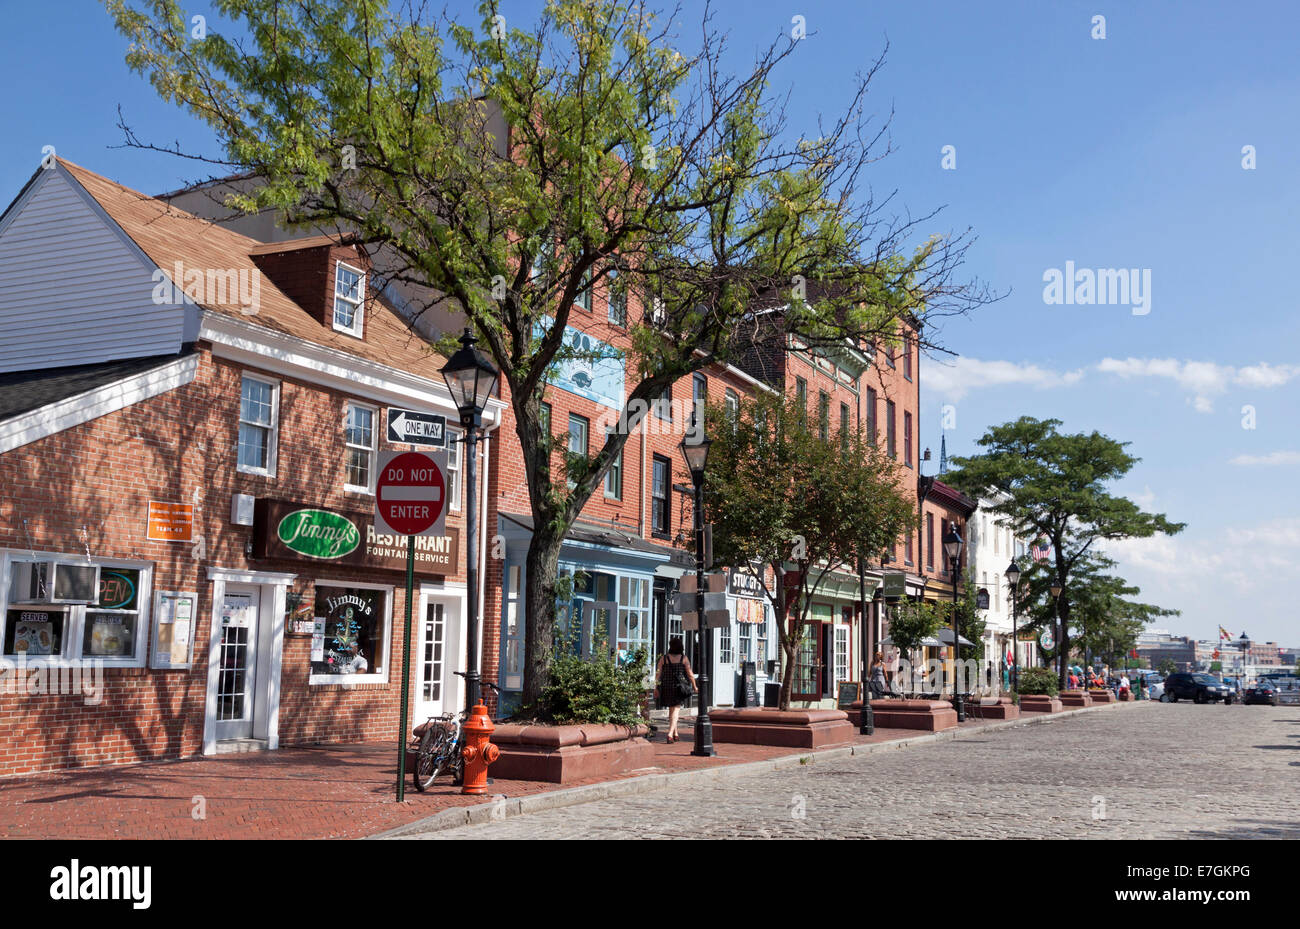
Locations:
58;159;446;379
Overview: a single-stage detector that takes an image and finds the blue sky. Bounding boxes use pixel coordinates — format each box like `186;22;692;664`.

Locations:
3;1;1298;648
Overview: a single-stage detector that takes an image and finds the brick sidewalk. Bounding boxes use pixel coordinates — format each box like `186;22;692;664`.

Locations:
0;714;1049;839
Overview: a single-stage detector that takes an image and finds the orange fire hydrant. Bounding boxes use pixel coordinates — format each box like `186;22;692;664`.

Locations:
460;702;499;795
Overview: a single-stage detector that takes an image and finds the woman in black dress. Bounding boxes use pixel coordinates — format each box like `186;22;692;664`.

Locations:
656;637;698;743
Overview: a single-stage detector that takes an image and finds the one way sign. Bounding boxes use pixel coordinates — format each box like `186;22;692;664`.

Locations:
387;407;447;447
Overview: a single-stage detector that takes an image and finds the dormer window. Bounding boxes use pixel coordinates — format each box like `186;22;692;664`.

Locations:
333;261;365;337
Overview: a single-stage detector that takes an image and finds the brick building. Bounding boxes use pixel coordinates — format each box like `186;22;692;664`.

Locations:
0;160;502;775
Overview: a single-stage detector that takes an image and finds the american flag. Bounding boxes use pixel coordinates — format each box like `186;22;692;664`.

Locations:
1030;539;1053;563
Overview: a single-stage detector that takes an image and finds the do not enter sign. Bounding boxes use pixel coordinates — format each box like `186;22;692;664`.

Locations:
374;450;448;537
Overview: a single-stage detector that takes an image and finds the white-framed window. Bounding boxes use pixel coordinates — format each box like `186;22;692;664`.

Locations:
834;624;850;687
575;270;593;312
309;580;393;685
344;402;377;493
607;267;627;326
604;427;622;500
567;413;588;490
446;429;463;513
719;624;733;664
237;374;279;476
1;550;153;668
333;261;365;336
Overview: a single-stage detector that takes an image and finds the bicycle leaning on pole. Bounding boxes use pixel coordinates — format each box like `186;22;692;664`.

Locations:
410;671;501;791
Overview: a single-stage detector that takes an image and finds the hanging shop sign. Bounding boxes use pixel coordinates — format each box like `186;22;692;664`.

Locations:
881;572;907;599
976;588;990;610
727;566;766;600
253;498;459;575
146;501;194;542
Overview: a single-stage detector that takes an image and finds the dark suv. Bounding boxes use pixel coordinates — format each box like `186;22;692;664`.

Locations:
1164;672;1235;704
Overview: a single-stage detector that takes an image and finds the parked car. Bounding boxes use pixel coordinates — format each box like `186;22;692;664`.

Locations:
1243;680;1279;706
1163;672;1235;704
1144;674;1165;701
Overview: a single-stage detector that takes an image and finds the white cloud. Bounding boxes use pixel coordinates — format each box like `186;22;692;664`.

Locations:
926;357;1085;401
1229;450;1300;466
1096;357;1300;413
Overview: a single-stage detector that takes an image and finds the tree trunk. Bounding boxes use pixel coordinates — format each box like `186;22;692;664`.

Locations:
521;529;565;708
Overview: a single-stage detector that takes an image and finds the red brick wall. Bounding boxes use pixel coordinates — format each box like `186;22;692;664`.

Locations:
0;345;468;776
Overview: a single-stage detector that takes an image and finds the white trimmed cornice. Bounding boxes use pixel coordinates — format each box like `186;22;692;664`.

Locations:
0;353;199;454
200;311;505;429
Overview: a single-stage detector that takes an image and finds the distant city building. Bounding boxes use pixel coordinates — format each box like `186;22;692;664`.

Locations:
1136;630;1195;672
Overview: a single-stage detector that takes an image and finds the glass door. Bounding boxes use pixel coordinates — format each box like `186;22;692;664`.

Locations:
416;595;460;720
215;585;259;741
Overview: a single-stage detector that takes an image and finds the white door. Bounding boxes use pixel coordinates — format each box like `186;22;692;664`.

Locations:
215;585;259;741
415;594;460;721
713;622;737;706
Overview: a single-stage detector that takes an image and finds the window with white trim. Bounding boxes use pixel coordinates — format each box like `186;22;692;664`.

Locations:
237;374;278;475
333;261;365;336
719;624;733;664
310;582;392;685
1;552;152;668
344;402;377;493
446;429;463;513
604;427;622;500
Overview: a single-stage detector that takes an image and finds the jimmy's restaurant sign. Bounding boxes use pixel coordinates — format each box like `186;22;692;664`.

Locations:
253;499;459;575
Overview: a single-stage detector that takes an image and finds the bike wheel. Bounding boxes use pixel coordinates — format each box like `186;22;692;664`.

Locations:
413;726;451;792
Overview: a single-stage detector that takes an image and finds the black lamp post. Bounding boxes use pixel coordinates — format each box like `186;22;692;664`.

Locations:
441;328;500;716
1237;631;1251;680
1049;581;1064;689
942;523;965;721
680;431;715;757
1005;558;1021;693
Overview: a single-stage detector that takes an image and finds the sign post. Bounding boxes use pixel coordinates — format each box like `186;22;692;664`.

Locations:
376;450;448;801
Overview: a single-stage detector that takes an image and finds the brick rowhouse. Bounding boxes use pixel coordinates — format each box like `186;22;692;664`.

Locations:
0;160;501;776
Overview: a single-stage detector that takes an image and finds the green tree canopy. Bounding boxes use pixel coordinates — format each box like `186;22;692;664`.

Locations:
704;391;914;708
947;417;1184;689
108;0;990;700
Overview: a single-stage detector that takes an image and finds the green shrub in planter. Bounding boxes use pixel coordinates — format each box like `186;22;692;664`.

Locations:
1013;667;1060;697
526;633;649;727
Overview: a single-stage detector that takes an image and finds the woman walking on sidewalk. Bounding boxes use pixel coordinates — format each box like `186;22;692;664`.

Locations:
657;637;698;743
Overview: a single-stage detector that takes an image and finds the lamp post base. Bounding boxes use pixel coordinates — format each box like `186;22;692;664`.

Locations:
953;693;965;723
691;714;715;757
859;701;874;736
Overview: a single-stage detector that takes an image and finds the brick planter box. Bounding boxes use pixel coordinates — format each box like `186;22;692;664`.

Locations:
487;723;654;784
1088;690;1116;704
865;699;958;732
1059;690;1094;708
1019;694;1064;713
709;708;855;748
967;696;1020;720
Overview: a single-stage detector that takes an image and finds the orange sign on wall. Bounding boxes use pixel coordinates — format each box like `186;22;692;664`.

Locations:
147;501;194;542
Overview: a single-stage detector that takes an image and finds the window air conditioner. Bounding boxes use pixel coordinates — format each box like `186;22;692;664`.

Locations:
9;561;101;604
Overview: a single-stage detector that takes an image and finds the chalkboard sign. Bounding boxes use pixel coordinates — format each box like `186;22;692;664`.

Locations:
737;661;758;707
837;681;862;708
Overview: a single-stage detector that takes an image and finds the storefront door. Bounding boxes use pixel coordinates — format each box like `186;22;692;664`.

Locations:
215;585;260;741
416;593;461;720
792;620;823;701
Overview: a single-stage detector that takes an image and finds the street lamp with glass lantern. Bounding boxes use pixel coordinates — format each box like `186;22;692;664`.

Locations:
440;328;500;716
942;523;966;721
1005;559;1021;693
1237;631;1251;681
680;431;715;757
1049;581;1064;689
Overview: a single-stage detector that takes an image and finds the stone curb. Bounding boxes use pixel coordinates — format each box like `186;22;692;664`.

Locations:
369;699;1150;838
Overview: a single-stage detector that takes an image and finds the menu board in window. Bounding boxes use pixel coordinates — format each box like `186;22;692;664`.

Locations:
150;591;198;670
5;609;64;656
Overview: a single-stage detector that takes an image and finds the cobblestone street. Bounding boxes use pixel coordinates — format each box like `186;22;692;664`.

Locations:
410;702;1300;839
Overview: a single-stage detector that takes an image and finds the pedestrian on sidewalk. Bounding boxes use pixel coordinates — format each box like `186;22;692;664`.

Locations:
870;652;890;699
657;637;698;743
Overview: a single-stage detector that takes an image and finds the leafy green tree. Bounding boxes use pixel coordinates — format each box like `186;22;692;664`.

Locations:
1157;658;1177;677
704;393;914;709
947;418;1184;690
108;0;988;703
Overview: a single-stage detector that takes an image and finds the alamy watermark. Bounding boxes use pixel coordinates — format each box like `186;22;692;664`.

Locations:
0;655;105;705
152;261;261;316
1042;261;1150;315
